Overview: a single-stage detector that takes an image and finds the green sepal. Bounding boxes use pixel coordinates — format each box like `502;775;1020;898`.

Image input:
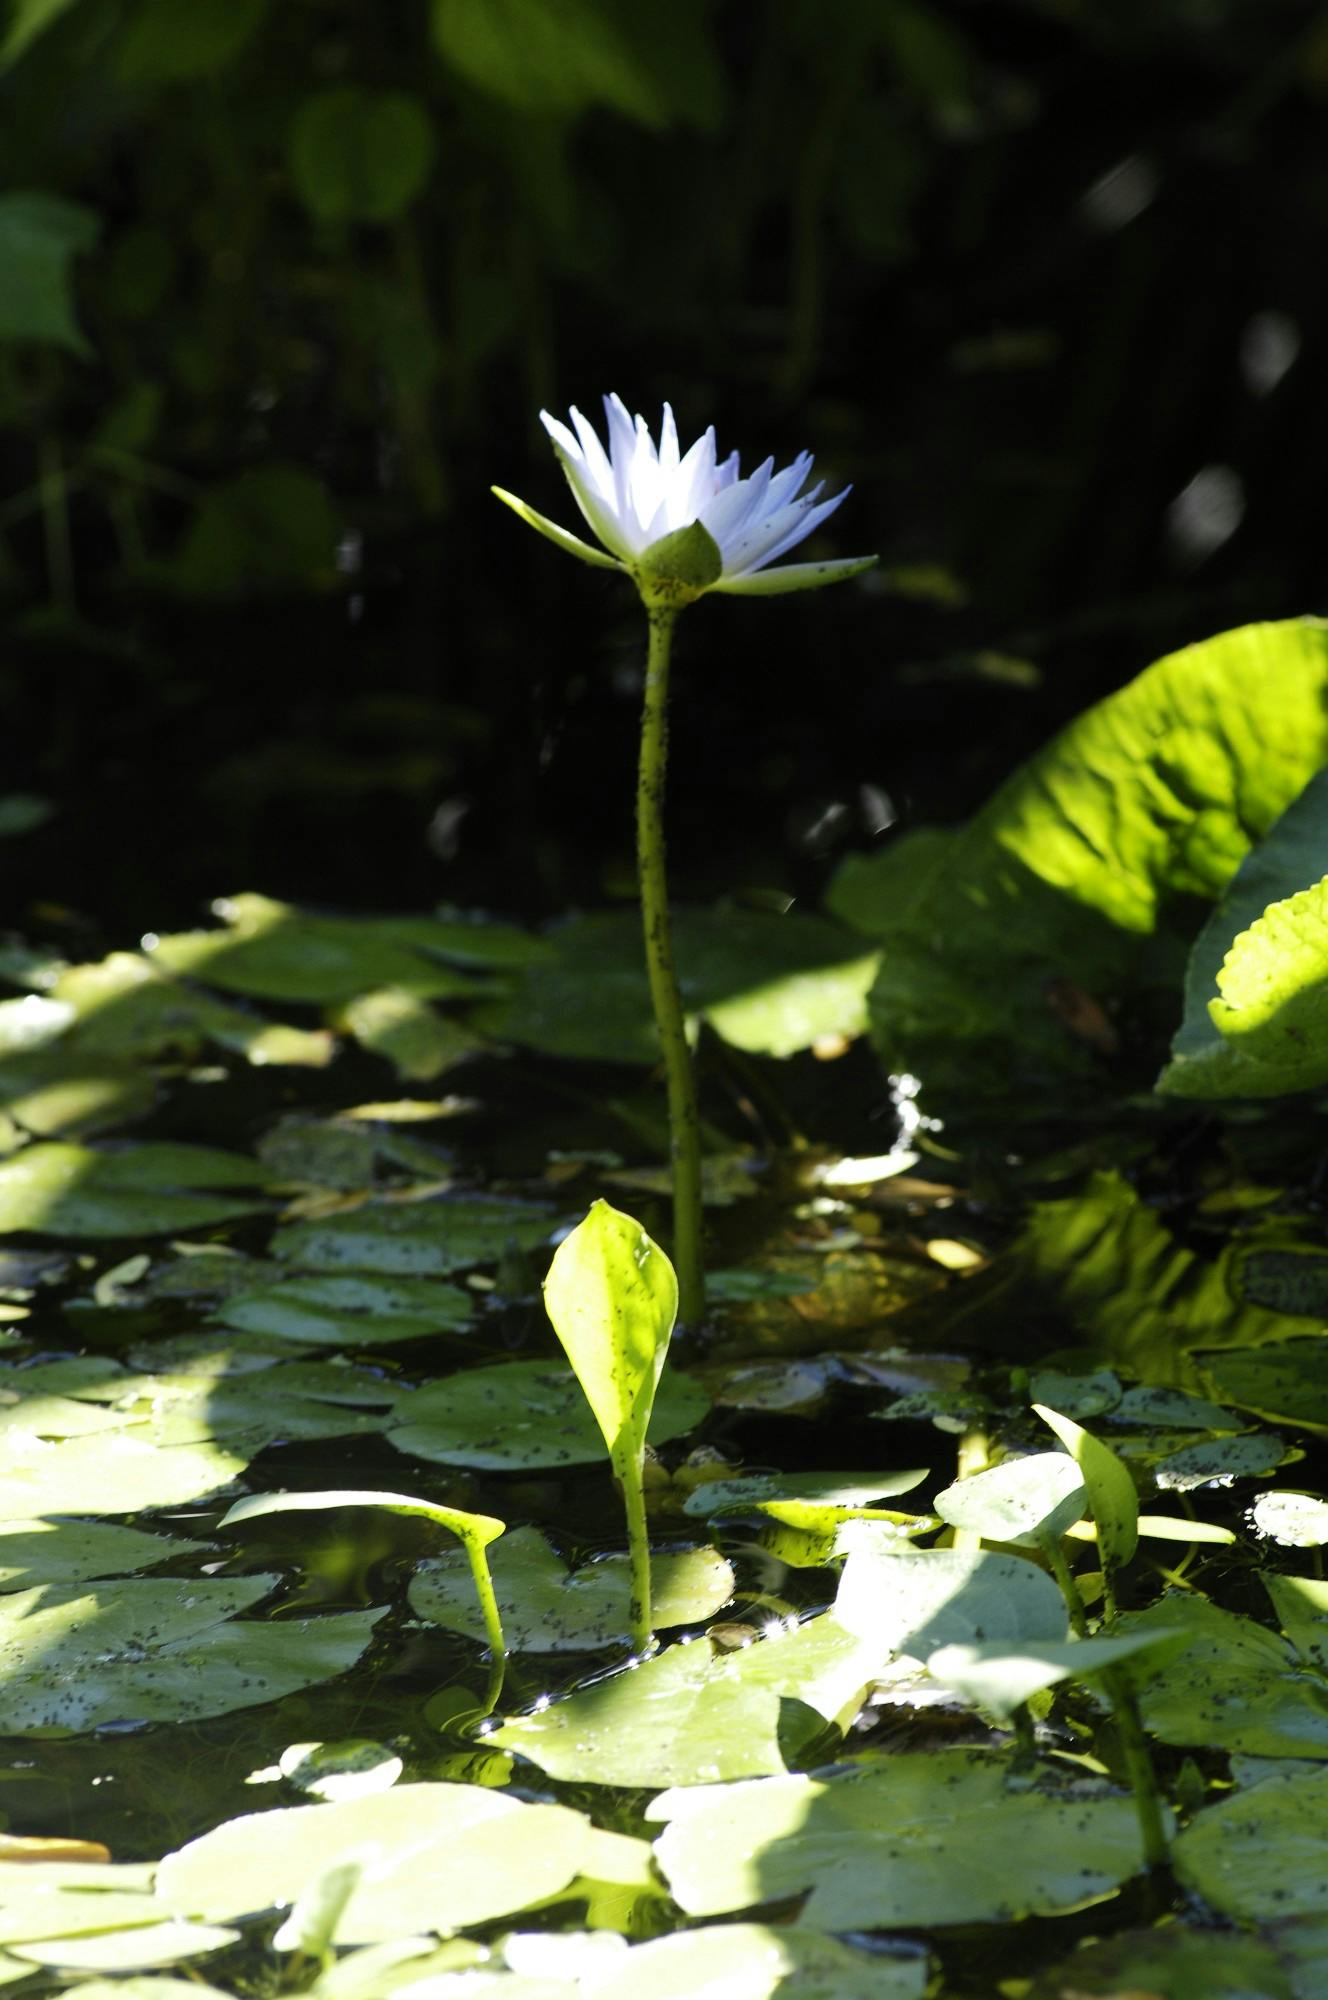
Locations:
490;486;625;572
635;520;722;607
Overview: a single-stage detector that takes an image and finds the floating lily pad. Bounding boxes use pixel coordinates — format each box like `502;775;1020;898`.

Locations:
272;1193;554;1276
451;1924;928;2000
0;1141;273;1238
147;894;517;1005
156;1783;645;1944
0;1431;249;1518
0;1517;207;1589
932;1452;1086;1547
1027;1924;1298;2000
481;907;879;1064
0;1862;236;1971
0;1575;383;1731
682;1470;928;1518
490;1613;877;1786
410;1527;733;1651
650;1747;1150;1927
332;988;482;1081
46;951;331;1069
215;1272;475;1346
1116;1594;1328;1758
1202;1341;1328;1429
0;1051;156;1140
1154;1431;1292;1491
929;1629;1187;1722
1175;1764;1328;1921
388;1359;709;1471
836;1546;1068;1658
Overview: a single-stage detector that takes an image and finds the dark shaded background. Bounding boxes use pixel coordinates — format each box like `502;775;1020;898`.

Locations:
1;0;1324;942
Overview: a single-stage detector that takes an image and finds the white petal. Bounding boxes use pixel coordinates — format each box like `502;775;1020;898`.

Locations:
699;458;775;556
726;484;849;575
544;434;639;560
603;393;640;525
761;451;815;515
568;406;616;505
671;424;719;527
540;411;584;465
714;449;741;491
658;403;680;479
711;553;877;595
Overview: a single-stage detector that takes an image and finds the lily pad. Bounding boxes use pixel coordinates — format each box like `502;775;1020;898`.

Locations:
214;1272;476;1346
388;1358;709;1471
1115;1594;1328;1757
932;1451;1086;1547
0;1141;272;1238
929;1629;1187;1721
1027;1924;1298;2000
1202;1341;1328;1429
156;1783;646;1943
0;1517;207;1589
410;1527;733;1651
441;1925;928;2000
333;988;482;1081
1174;1764;1328;1921
0;1431;249;1518
1153;1431;1292;1491
480;907;878;1064
682;1470;928;1518
0;1051;156;1139
489;1613;878;1786
146;894;513;1005
0;1575;384;1731
272;1193;554;1277
650;1747;1151;1927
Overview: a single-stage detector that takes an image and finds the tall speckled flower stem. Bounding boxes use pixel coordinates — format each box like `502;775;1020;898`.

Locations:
636;604;704;1326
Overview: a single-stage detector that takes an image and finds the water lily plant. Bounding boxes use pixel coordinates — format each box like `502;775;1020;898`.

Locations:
496;396;875;1322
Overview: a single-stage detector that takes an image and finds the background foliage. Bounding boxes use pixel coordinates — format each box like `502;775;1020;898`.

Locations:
2;0;1327;932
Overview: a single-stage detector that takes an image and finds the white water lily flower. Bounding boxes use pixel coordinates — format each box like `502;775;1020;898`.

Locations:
493;393;875;603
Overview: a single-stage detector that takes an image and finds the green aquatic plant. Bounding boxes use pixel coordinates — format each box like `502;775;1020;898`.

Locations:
543;1198;680;1654
496;397;874;1321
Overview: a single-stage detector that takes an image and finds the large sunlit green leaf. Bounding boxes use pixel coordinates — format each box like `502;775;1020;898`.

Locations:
650;1747;1150;1927
156;1785;647;1943
1161;764;1328;1096
0;1140;272;1237
0;1576;382;1731
490;1612;877;1785
410;1526;732;1652
865;618;1328;1115
388;1357;708;1471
